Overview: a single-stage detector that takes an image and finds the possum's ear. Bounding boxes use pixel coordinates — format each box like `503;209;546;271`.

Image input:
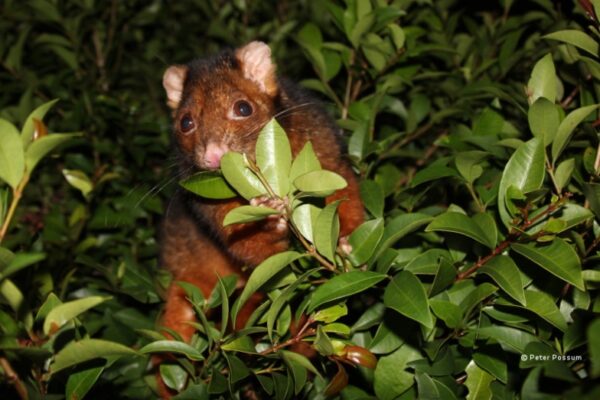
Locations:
236;41;277;96
163;65;188;109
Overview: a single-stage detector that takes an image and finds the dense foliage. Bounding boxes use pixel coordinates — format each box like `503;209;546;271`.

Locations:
1;0;600;399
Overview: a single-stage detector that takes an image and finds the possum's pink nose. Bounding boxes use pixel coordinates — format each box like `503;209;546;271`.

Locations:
204;143;228;169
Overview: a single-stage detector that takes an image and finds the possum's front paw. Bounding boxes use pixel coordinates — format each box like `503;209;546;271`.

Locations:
338;235;353;255
250;195;288;232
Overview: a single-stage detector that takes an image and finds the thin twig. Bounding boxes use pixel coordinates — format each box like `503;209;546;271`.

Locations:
0;356;28;400
456;195;570;281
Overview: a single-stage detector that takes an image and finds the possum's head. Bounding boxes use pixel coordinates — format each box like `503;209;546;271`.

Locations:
163;41;279;170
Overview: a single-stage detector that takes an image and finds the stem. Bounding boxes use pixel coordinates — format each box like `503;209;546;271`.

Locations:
260;317;315;356
456;195;569;281
0;175;29;244
0;356;28;400
466;183;485;213
341;51;355;120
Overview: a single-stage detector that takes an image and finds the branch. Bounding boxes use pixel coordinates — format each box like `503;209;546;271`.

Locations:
456;195;570;281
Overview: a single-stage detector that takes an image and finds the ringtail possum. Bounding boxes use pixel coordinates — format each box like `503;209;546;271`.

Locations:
159;41;364;342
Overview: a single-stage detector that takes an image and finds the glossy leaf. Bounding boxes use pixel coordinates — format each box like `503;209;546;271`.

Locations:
51;339;138;374
289;141;321;184
527;53;557;104
291;203;320;243
313;201;340;262
498;138;545;228
426;212;495;248
511;239;584;290
65;366;104;400
479;256;525;305
293;170;347;197
374;344;421;400
347;218;384;265
256;119;292;196
384;271;433;329
543;30;599;57
523;290;567;332
140;340;204;360
180;171;236;199
44;296;110;335
528;98;560;146
26;133;78;173
21;99;59;146
465;360;494;400
551;104;599;163
220;152;265;199
372;213;433;261
223;205;279;226
0;119;25;189
231;251;302;325
309;271;386;312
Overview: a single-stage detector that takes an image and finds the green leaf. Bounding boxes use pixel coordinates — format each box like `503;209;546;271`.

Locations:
551;104;600;163
62;169;93;198
139;340;204;360
21;99;59;147
291;203;320;243
554;158;574;192
511;238;584;290
65;366;104;400
267;270;312;340
589;318;600;377
459;282;498;316
256;119;292;197
312;303;348;323
465;360;494;400
0;251;45;280
0;119;25;189
26;133;78;173
223;205;279;226
372;213;433;262
360;180;384;218
180;171;236;199
479;256;526;305
498;138;545;228
348;218;384;265
161;364;188;391
473;345;507;384
416;372;458;400
374;344;421;400
51;339;138;374
455;151;487;183
294;170;347;197
527;54;558;104
220;152;265;200
220;336;256;353
44;296;110;335
309;271;386;312
475;326;540;353
313;201;340;262
232;251;302;326
426;212;495;248
543;30;599;57
314;325;334;355
289;142;321;184
523;290;567;332
429;299;462;328
223;353;250;384
583;183;600;219
528;98;560;146
384;271;433;329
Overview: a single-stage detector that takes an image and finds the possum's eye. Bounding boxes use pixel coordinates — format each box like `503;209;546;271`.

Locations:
180;113;195;133
233;100;253;118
